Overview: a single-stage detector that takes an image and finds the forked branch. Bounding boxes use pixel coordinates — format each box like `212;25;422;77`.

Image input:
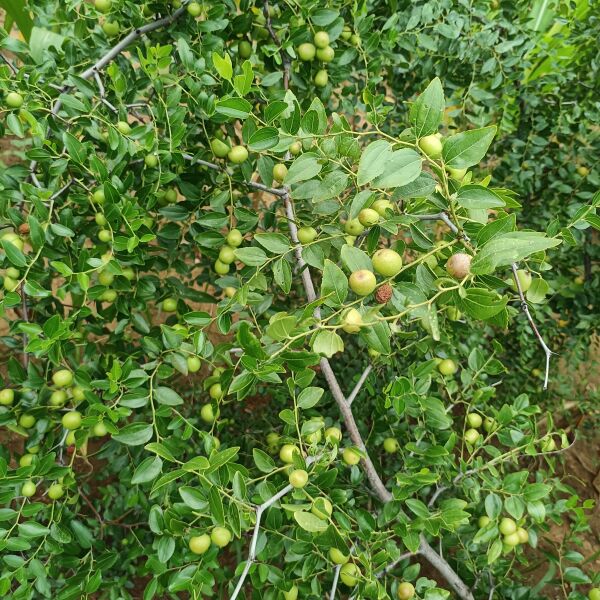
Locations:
412;212;553;389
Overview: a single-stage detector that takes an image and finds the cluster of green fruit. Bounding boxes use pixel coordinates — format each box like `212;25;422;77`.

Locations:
337;251;471;335
417;133;468;182
5;368;110;500
462;411;495;446
1;230;26;254
479;516;530;551
297;31;334;88
199;367;225;426
188;526;232;555
20;478;65;501
2;266;20;292
95;264;136;304
343;198;394;238
215;228;244;276
210;134;249;165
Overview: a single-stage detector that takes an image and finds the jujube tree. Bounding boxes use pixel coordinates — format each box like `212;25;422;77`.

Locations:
0;1;597;599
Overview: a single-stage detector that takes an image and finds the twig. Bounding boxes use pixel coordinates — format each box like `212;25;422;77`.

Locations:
0;53;17;74
262;0;291;89
319;358;394;502
93;71;118;113
347;365;372;406
79;489;105;537
182;154;287;197
329;564;342;599
510;263;552;389
412;212;553;390
20;284;29;369
427;485;447;508
29;3;190;186
230;455;317;599
376;551;413;578
419;535;475;600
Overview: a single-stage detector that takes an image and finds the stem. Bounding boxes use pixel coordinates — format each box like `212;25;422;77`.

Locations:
510;263;552;389
419;535;475;600
229;456;317;599
30;3;191;185
412;212;553;390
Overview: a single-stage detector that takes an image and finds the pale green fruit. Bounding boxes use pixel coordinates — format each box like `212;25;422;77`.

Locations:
383;437;399;453
344;218;365;236
418;135;443;158
342;447;360;465
341;308;363;333
329;547;349;564
372;199;394;216
499;517;517;535
358;208;379;227
210;526;231;548
279;444;299;463
510;269;532;293
289;469;308;488
372;248;403;277
340;563;360;586
313;31;330;48
189;534;211;554
349;270;376;296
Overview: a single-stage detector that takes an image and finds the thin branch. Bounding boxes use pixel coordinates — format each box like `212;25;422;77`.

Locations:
376;551;413;578
0;53;17;74
93;71;118;113
413;212;553;390
263;0;291;89
419;535;475;600
427;485;447;508
347;365;372;406
230;456;317;599
182;153;287;197
329;564;342;600
20;284;29;369
510;263;552;389
29;3;190;186
319;358;393;502
80;4;190;81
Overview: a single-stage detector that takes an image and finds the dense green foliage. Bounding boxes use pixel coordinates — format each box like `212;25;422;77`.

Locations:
0;1;598;599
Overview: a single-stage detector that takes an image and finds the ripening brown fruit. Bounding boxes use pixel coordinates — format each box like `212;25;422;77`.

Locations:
446;253;472;279
374;283;392;305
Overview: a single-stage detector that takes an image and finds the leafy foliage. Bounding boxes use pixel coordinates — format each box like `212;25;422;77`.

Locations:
0;1;597;599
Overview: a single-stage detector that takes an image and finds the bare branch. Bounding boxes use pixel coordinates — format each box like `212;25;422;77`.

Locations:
93;71;118;113
347;365;372;406
20;284;29;369
319;358;393;502
182;153;287;197
262;0;291;89
329;564;342;600
230;456;317;599
419;535;475;600
30;3;190;186
511;263;552;389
